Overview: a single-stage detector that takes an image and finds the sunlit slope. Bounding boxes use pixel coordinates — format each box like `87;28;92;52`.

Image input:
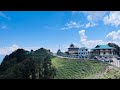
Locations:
52;57;108;79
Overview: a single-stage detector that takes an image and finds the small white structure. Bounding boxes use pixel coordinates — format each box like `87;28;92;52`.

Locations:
78;47;89;59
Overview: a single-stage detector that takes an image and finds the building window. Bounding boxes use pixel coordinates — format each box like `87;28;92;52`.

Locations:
104;52;106;54
82;50;83;51
99;52;100;55
82;53;83;54
109;52;111;54
86;49;87;51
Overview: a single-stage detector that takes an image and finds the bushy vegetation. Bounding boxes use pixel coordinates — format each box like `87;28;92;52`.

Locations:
52;57;108;79
0;48;56;79
108;43;120;56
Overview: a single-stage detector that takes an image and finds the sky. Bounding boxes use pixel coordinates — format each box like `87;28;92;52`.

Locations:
0;11;120;62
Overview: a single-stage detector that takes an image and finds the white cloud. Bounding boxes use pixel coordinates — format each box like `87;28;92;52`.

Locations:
82;11;107;21
0;44;20;55
79;29;120;49
85;15;98;28
71;11;110;28
0;45;47;55
0;45;42;63
81;11;107;21
85;22;97;28
87;15;94;22
103;11;120;27
83;40;106;49
79;30;87;42
81;11;107;28
106;30;120;40
71;11;78;15
79;30;107;49
0;44;65;56
61;21;84;30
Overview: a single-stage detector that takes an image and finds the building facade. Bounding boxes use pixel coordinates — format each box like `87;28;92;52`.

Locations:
68;44;79;54
56;44;117;60
90;45;116;57
65;44;79;58
78;47;89;59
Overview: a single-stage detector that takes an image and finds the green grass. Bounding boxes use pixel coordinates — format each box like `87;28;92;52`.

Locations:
100;66;120;79
51;57;108;79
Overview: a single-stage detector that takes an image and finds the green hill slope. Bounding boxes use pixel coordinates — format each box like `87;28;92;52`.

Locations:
52;57;109;79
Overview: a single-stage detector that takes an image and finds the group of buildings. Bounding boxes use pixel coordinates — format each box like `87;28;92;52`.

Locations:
57;44;117;60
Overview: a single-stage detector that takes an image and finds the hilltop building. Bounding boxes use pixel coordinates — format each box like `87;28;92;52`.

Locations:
90;45;116;59
56;44;118;60
67;44;79;54
78;47;89;59
90;45;116;57
64;44;79;58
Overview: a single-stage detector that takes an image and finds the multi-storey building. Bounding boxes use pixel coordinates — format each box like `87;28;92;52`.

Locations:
65;44;79;58
78;47;89;59
90;45;116;57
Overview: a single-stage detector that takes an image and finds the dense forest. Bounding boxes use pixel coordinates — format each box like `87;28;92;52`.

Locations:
0;48;56;79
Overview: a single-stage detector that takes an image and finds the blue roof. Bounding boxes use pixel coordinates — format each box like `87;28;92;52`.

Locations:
91;45;114;50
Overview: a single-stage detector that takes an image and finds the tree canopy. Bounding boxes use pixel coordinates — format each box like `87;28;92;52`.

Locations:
108;43;120;56
0;48;56;79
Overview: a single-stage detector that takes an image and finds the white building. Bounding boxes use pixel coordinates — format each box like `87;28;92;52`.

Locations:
78;47;89;59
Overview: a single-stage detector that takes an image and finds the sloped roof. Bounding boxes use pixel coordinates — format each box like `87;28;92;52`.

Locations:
91;45;114;50
68;44;79;49
70;44;74;47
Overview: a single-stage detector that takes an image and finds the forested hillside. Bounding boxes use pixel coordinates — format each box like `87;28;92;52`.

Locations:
0;48;56;79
